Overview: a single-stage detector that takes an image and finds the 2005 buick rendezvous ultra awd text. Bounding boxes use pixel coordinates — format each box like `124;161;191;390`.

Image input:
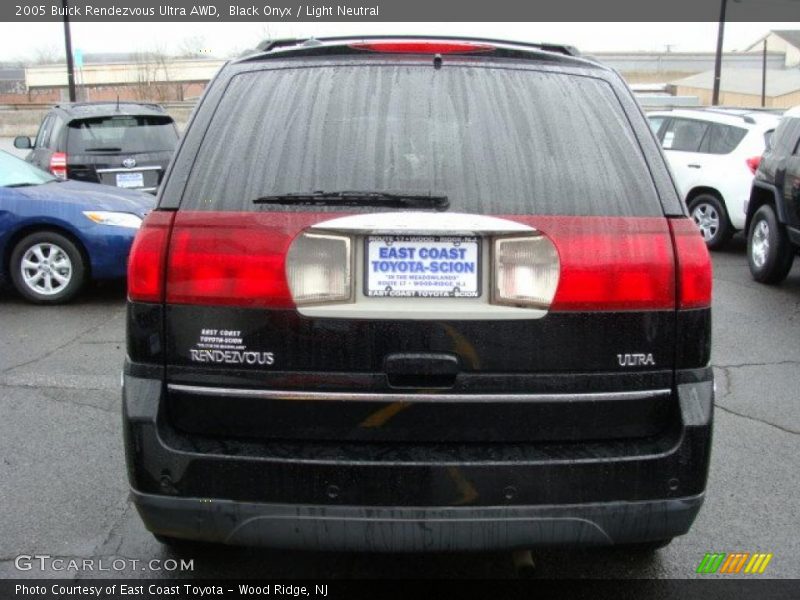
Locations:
123;37;714;552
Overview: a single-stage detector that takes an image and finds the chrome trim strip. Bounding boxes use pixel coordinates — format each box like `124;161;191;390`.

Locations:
310;211;535;235
167;384;671;404
96;166;162;173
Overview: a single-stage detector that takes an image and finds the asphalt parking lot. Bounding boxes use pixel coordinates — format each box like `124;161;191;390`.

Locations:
0;238;798;580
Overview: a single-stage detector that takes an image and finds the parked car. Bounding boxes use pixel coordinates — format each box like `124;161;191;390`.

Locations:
648;108;780;249
124;37;713;553
0;150;154;303
14;102;179;194
745;105;800;283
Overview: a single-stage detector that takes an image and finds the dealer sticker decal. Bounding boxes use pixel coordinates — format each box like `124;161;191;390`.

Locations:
189;328;274;366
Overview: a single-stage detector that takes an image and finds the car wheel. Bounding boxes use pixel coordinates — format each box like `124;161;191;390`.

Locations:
747;204;795;284
9;231;86;304
689;194;733;250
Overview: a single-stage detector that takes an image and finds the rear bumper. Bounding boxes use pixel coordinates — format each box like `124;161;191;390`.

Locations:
133;489;704;551
123;363;714;551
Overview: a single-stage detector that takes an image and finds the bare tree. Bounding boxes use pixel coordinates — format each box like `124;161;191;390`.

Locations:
177;35;208;58
29;44;62;65
255;23;273;45
132;46;180;102
233;24;275;57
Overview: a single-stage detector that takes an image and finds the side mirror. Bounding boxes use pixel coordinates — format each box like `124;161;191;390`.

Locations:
13;136;32;149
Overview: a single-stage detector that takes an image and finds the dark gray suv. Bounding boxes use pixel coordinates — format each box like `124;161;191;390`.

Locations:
746;105;800;283
14;102;179;194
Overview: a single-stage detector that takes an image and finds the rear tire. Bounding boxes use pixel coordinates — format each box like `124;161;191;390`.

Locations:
689;194;733;250
9;231;86;304
747;205;795;284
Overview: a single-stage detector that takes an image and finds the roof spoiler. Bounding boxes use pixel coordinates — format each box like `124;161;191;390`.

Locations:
53;101;166;112
255;35;580;58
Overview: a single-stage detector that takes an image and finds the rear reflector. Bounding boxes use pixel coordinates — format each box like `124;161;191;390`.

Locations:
493;235;560;308
350;41;494;54
50;152;67;180
127;211;174;303
669;218;713;309
746;155;761;175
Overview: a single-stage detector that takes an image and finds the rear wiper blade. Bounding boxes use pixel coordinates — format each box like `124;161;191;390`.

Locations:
252;191;449;210
83;147;122;152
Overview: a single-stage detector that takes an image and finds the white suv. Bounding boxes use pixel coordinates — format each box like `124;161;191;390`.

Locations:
648;108;780;249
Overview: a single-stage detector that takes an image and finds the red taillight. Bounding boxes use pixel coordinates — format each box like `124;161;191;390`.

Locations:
165;212;302;308
128;211;174;303
349;41;494;54
669;218;713;309
50;152;67;179
505;216;677;311
746;155;761;175
145;212;711;313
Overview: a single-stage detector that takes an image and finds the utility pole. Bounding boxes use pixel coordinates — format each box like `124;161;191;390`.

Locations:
761;38;767;108
712;0;727;106
62;0;76;102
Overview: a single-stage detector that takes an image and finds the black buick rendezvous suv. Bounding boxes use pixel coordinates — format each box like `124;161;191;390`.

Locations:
123;37;714;552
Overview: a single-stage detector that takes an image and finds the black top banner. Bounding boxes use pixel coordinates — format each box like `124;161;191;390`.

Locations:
3;0;800;22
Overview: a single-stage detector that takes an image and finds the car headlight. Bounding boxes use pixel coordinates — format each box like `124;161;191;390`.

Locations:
83;211;143;229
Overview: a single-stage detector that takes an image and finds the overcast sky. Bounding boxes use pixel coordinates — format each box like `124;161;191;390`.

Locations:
1;21;798;62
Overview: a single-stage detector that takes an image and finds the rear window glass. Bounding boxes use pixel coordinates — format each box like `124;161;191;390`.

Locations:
67;115;178;154
771;117;800;155
647;116;666;136
34;115;54;149
662;118;709;152
182;65;661;216
699;123;747;154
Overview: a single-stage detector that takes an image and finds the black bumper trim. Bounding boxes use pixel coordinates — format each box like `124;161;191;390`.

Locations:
132;490;704;551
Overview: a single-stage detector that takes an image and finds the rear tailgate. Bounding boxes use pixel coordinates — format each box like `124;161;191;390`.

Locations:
157;210;681;443
68;151;172;192
66;113;178;192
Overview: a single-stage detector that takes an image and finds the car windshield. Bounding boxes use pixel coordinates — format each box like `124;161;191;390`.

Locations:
66;114;178;154
0;151;58;187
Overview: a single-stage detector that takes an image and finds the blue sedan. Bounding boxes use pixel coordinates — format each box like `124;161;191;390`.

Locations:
0;151;154;303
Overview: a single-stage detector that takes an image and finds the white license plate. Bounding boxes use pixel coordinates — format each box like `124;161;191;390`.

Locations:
365;236;480;298
116;172;144;188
